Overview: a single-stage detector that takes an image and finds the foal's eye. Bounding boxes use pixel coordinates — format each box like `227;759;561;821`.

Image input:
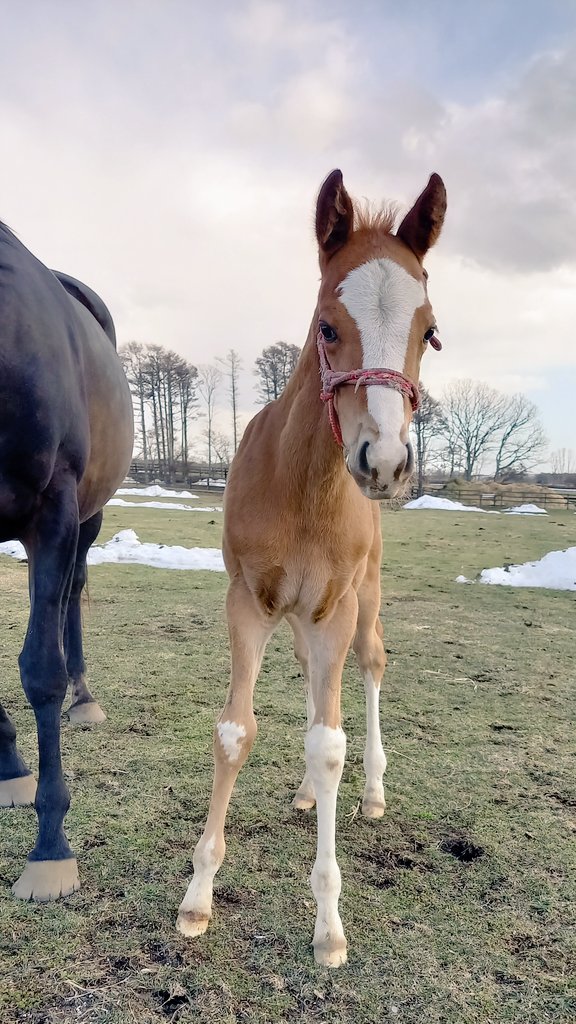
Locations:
319;321;338;343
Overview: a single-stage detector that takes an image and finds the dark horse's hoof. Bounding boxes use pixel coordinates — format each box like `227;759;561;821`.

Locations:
0;774;37;807
12;858;80;901
65;701;106;725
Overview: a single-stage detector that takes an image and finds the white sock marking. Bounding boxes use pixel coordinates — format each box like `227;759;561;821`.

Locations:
179;833;219;918
363;672;386;806
305;724;347;953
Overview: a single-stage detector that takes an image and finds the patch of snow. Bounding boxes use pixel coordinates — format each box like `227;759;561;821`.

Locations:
404;495;500;514
457;547;576;591
88;530;225;570
503;504;548;515
0;540;26;561
0;531;225;572
107;498;222;512
115;485;197;498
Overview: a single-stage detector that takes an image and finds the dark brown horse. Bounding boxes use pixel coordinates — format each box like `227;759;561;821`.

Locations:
0;221;133;901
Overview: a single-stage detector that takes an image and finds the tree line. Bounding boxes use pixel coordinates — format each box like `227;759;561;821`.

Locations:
118;340;300;480
120;339;556;486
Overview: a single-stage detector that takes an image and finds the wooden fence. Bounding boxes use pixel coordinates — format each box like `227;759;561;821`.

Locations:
410;488;576;510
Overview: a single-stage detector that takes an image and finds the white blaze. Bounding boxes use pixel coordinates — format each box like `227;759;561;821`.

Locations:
338;258;425;445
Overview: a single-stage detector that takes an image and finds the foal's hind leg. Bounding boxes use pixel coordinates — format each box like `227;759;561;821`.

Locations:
13;473;81;901
353;532;387;819
177;578;274;937
288;615;316;811
0;703;37;807
64;511;106;725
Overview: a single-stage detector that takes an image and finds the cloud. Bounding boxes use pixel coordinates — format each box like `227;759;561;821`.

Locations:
0;0;574;457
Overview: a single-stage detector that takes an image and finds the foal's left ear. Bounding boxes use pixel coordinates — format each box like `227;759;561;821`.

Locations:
316;169;354;258
396;173;447;261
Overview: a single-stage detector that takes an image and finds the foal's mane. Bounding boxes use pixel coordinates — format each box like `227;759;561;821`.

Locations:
352;200;399;236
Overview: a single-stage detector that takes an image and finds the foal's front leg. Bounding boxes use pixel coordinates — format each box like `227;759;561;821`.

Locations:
177;579;274;937
299;587;358;967
288;614;316;810
353;533;388;818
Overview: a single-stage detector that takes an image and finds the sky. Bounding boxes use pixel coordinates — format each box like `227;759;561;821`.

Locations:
2;0;575;464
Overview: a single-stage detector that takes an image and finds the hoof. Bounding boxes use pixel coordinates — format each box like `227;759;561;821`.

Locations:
0;774;37;808
176;909;211;938
292;790;316;811
66;701;106;725
12;857;80;902
361;798;386;819
313;938;348;968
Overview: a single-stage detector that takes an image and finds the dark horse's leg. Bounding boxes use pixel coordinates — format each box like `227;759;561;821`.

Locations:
12;473;81;901
0;704;37;807
64;510;106;725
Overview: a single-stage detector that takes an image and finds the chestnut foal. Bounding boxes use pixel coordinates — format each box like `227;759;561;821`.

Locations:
178;170;446;965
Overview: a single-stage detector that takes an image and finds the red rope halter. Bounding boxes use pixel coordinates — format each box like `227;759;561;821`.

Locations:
317;334;421;447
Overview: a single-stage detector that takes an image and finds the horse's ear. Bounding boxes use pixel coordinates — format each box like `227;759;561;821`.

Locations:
316;169;354;257
396;173;446;260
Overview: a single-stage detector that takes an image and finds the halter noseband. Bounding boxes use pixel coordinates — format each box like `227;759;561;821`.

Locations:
317;334;421;448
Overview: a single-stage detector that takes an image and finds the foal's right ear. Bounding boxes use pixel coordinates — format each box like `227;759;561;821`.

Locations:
316;169;354;258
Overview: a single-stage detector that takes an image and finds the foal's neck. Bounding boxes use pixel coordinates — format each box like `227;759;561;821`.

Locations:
276;319;349;501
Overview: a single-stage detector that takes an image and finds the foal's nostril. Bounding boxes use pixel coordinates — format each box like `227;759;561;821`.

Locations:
358;440;370;477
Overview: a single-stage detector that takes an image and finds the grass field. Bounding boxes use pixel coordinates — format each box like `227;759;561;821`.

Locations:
1;496;575;1024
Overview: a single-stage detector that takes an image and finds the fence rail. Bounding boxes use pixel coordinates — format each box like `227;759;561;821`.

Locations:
411;488;576;510
125;463;575;510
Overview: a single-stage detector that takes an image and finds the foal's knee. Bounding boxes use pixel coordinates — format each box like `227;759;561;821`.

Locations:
354;634;387;679
214;713;256;769
305;724;346;789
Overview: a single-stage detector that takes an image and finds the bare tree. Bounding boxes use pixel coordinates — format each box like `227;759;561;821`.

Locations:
551;447;575;474
410;384;444;495
439;380;508;480
211;430;233;477
120;342;197;481
494;394;547;478
119;341;149;469
174;358;198;475
197;364;222;480
255;341;301;403
218;349;242;453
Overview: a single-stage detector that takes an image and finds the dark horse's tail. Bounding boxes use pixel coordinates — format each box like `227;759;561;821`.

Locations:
52;270;117;348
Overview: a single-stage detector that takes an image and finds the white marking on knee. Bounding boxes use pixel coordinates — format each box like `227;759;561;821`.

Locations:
217;720;246;762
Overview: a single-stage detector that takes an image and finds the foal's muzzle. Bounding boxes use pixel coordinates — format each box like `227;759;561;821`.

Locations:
348;439;414;499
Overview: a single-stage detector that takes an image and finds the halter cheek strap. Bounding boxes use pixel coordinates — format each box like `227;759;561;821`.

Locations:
317;334;421;448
